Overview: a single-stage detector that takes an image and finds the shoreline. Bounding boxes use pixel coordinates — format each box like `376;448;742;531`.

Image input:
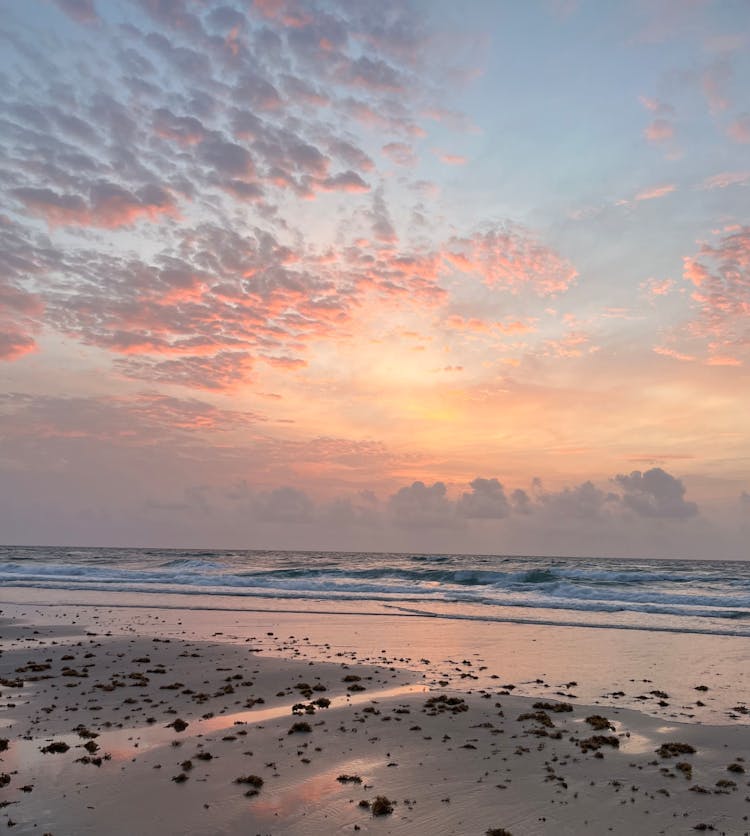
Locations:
2;591;748;727
3;591;750;640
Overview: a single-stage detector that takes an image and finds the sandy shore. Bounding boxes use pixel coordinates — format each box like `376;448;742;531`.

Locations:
1;602;749;835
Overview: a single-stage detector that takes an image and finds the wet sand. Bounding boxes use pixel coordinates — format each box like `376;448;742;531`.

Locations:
1;601;749;835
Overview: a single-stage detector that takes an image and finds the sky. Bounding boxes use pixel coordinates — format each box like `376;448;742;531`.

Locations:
0;0;749;558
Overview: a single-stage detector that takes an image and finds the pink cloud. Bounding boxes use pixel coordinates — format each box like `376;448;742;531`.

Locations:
444;315;490;333
433;149;468;165
700;171;750;189
641;278;675;297
344;98;426;138
653;345;695;362
682;257;710;286
382;142;417;166
543;330;592;358
262;355;307;369
314;171;370;193
117;351;256;391
727;114;750;144
639;96;675;115
634;184;676;201
706;354;742;366
0;331;37;360
252;0;311;29
13;183;179;229
644;118;674;143
681;227;750;361
444;225;577;296
497;318;536;334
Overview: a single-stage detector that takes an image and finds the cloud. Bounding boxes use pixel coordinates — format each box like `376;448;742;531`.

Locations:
254;486;314;522
53;0;98;24
537;480;619;520
701;60;731;113
653;345;696;362
115;352;256;391
700;171;750;190
153;107;207;145
639;96;674;115
0;331;37;360
727;114;750;144
644;118;674;143
316;171;370;193
0;391;261;443
456;477;510;518
613;467;698;518
388;480;457;528
444;224;577;296
433;149;468;165
682;226;750;361
13;183;178;228
633;184;676;201
338;55;404;92
0;221;46;361
368;186;397;243
382;142;416;166
640;277;675;298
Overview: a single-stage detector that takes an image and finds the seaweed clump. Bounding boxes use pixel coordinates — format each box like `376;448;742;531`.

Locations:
423;695;468;715
517;711;554;728
657;742;696;758
370;795;394;816
579;735;619;753
235;775;264;788
585;715;613;731
40;741;70;754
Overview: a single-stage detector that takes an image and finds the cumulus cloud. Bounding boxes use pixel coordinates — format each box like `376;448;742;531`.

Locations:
254;486;314;523
456;477;510;518
613;468;698;518
388;480;457;528
537;480;619;520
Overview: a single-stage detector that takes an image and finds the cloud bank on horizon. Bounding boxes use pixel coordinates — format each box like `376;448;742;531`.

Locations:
0;0;748;557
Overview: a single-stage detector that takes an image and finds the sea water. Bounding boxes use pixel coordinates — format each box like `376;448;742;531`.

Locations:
1;546;748;638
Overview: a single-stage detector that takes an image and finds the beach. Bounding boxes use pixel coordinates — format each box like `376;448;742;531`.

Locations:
1;587;749;835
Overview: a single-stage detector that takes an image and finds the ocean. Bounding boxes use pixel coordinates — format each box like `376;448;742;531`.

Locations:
1;546;748;639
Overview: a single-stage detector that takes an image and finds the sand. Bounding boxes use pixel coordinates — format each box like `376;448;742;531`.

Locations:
1;600;749;835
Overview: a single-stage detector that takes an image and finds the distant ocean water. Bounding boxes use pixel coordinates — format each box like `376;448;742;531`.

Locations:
1;546;749;638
